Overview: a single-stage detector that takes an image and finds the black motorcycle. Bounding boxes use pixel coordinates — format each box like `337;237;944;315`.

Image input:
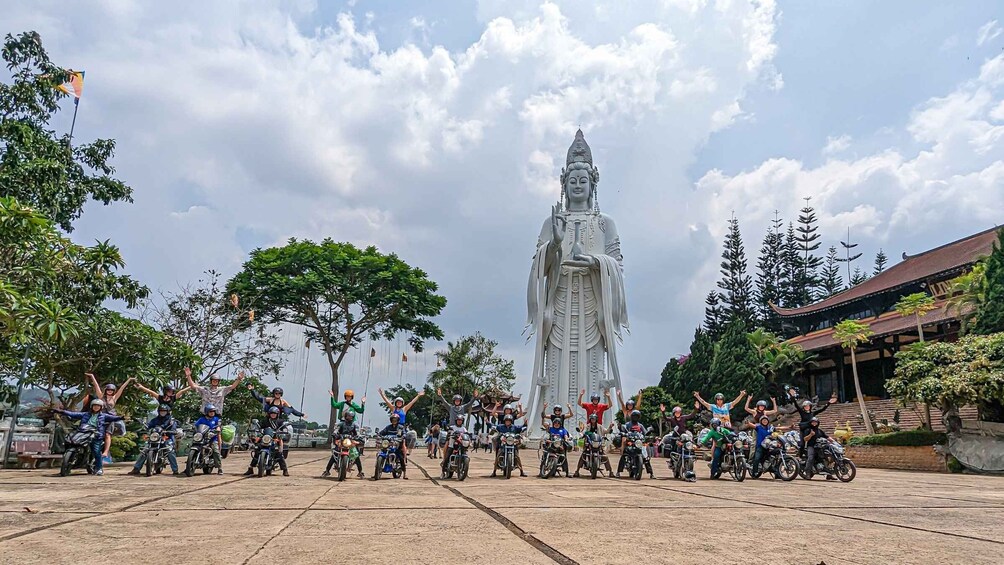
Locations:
802;436;856;482
59;423;98;477
751;434;799;481
663;431;697;482
140;426;175;476
580;431;606;479
249;426;287;477
621;431;646;480
538;433;570;479
442;431;472;481
496;432;521;479
711;430;748;482
184;423;221;477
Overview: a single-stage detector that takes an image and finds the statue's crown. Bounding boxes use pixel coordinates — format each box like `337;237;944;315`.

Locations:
565;129;593;167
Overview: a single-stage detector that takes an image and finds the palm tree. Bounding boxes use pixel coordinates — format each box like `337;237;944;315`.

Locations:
748;328;815;382
945;261;986;334
833;319;875;435
895;292;937;429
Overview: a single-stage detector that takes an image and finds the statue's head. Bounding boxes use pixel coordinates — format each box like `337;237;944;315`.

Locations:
560;129;600;211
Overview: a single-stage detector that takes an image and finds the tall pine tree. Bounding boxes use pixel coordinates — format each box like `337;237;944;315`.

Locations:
972;228;1004;335
873;248;888;275
703;291;725;339
716;214;756;327
779;222;804;308
850;266;869;286
820;245;844;297
755;213;785;332
795;197;823;304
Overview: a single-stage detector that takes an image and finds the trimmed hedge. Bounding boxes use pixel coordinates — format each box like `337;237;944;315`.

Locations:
848;429;947;447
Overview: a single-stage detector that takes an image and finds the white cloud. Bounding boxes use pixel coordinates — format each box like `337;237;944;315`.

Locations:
977;19;1001;46
822;134;852;156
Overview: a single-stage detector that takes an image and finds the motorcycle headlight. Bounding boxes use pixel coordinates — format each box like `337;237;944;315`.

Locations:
505;436;515;445
261;435;272;445
461;438;471;448
193;432;204;442
381;439;390;448
590;440;601;448
342;438;353;448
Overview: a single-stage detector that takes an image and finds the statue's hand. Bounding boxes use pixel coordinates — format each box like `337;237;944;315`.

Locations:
550;204;565;245
562;254;598;268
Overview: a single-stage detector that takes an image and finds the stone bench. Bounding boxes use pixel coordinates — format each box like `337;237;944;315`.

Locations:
17;453;62;469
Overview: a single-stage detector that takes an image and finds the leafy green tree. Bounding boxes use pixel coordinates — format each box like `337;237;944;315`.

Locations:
971;229;1004;336
755;214;785;332
945;261;986;334
1;31;132;231
716;214;756;327
889;332;1004;432
617;386;679;432
894;290;937;429
658;357;682;391
228;239;446;431
669;328;715;402
710;319;763;413
428;332;514;395
747;327;813;384
834;319;875;434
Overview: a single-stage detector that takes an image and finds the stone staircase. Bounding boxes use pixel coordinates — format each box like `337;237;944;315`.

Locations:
777;399;978;434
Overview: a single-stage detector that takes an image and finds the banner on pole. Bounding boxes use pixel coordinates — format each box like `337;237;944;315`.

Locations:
56;70;85;104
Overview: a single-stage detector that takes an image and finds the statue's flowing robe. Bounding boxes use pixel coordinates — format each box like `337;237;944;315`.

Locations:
525;211;628;435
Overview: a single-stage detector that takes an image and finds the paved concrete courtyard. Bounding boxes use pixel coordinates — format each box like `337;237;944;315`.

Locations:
0;450;1001;564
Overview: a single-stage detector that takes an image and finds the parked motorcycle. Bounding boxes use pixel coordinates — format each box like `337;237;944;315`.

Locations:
59;423;98;477
140;426;175;476
329;433;361;482
751;433;799;481
248;425;287;477
580;431;606;479
442;431;472;481
663;431;697;481
621;431;647;480
803;436;856;482
710;430;748;482
373;434;405;480
184;423;221;477
538;433;570;479
496;432;521;479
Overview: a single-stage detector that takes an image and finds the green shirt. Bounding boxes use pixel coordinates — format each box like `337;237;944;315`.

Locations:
702;428;730;447
330;399;365;415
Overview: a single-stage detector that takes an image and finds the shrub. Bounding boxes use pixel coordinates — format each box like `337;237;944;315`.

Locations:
847;428;947;447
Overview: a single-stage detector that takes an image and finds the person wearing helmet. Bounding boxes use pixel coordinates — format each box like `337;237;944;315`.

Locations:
243;406;290;476
616;410;655;478
488;400;526;422
134;380;188;409
751;414;776;478
185;367;245;418
129;404;179;475
694;389;747;429
194;405;225;475
377;412;408;479
539;401;573;430
573;413;612;478
795;392;838;454
701;417;731;479
616;389;644;420
542;415;572;477
54;399;125;476
329;388;366;420
659;400;703;436
249;384;306;420
491;413;527;477
377;387;425;425
577;388;613;425
322;411;364;478
84;372;134;463
803;416;836;480
744;396;779;421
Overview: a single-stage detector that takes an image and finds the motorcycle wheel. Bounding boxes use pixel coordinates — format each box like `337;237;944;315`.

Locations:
59;449;75;477
836;459;857;483
184;451;197;477
459;458;469;481
503;461;512;480
337;456;347;482
543;456;557;479
633;457;643;480
202;466;211;475
590;455;598;479
779;457;798;481
672;457;681;480
732;460;747;482
257;453;267;478
374;455;384;481
799;462;813;480
145;456;153;477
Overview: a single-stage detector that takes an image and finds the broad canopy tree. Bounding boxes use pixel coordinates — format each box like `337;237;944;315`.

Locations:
228;239;446;432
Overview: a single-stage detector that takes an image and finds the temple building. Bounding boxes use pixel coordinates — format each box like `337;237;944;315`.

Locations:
772;226;998;429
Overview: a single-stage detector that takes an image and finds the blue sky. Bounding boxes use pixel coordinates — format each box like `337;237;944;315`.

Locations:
3;1;1002;422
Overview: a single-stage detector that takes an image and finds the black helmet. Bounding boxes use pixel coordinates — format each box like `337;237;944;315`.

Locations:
203;404;217;415
162;384;175;392
272;387;283;396
452;394;463;404
590;393;600;403
268;406;280;416
625;399;636;408
629;409;641;422
157;404;171;414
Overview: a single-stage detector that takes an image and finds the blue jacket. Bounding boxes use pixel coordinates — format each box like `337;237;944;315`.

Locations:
147;414;177;433
755;424;774;447
194;415;221;430
58;410;123;437
546;426;569;439
496;424;525;434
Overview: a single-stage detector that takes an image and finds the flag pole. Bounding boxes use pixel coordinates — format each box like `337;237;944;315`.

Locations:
361;344;374;432
68;99;80;145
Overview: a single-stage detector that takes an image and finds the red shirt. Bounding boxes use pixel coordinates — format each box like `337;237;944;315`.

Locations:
581;402;610;424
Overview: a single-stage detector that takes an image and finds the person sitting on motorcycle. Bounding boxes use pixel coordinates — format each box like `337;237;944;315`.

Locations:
543;416;572;477
803;416;836;480
196;404;224;475
129;404;179;475
491;413;527;477
744;396;778;422
540;402;573;430
617;410;655;478
578;388;612;425
250;386;306;420
323;410;363;478
795;393;838;453
377;413;408;479
694;390;746;429
442;415;471;474
751;414;775;478
574;413;612;477
701;418;731;479
243;406;289;476
54;399;124;476
488;401;526;423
